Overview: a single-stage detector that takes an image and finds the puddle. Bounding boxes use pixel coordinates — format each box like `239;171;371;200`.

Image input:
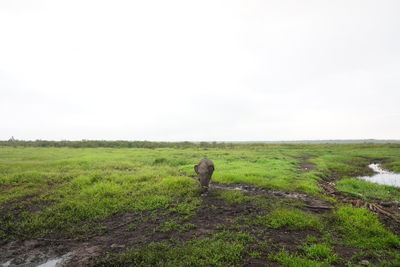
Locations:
36;253;72;267
1;256;71;267
37;258;62;267
359;163;400;187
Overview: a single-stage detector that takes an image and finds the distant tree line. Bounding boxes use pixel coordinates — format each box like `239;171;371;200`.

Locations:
1;138;399;149
0;139;237;149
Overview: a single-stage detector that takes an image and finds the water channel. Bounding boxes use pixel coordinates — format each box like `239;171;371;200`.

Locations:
358;163;400;187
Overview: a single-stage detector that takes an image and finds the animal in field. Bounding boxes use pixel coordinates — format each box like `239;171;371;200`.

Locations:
194;158;214;194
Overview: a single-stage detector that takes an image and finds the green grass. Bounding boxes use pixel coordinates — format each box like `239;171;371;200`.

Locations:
217;190;251;204
250;194;305;211
255;208;323;231
374;253;400;267
270;249;331;267
156;220;196;233
336;178;400;202
334;206;400;249
0;148;202;239
0;186;38;204
96;232;253;267
301;243;338;263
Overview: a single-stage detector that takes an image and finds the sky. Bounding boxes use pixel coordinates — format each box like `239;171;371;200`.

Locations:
1;0;399;141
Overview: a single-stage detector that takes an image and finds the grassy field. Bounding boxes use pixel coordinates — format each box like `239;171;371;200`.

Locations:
0;144;400;266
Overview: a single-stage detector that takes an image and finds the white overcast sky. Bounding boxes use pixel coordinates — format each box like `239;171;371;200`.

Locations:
1;0;399;141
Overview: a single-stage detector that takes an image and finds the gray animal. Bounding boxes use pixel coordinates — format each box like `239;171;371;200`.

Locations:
194;158;214;194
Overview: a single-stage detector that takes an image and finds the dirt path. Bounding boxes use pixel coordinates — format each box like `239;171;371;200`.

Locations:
290;154;317;173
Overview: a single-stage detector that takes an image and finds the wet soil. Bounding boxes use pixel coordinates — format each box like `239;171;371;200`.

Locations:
0;182;335;267
211;182;333;213
299;162;316;173
292;154;317;173
0;195;37;218
0;194;56;230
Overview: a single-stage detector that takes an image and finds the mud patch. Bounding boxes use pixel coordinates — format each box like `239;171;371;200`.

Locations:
333;245;361;264
0;194;38;218
0;211;157;266
188;191;261;237
299;162;316;173
291;154;317;173
211;182;333;213
0;191;57;222
268;229;321;252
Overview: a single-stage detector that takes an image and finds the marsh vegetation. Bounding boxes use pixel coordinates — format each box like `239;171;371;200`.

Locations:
0;144;399;266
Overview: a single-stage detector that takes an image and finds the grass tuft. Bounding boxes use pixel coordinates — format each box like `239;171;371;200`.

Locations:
334;206;400;249
256;209;323;231
302;243;338;263
217;190;251;204
270;249;331;267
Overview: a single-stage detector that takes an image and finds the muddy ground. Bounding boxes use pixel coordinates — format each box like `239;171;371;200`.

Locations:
0;181;347;267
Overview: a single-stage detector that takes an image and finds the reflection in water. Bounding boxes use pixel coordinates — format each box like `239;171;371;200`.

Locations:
1;252;72;267
37;258;63;267
37;253;73;267
359;163;400;187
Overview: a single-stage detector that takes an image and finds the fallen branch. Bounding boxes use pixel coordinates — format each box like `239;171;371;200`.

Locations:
320;182;400;223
